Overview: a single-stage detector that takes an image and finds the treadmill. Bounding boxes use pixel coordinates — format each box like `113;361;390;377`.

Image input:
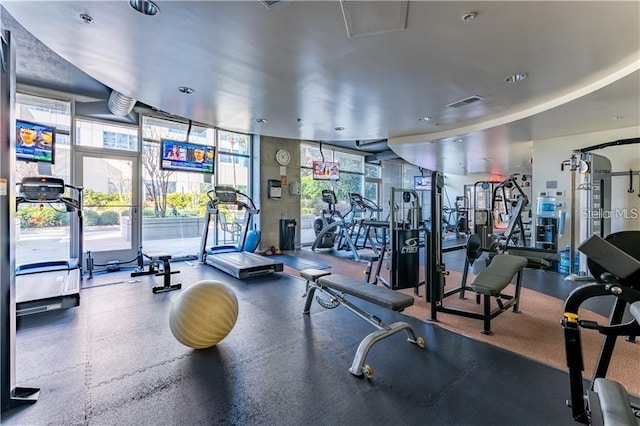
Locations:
198;186;283;279
15;176;83;316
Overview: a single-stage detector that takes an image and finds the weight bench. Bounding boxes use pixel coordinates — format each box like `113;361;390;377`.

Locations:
131;251;182;293
470;254;528;334
433;252;528;335
300;268;425;378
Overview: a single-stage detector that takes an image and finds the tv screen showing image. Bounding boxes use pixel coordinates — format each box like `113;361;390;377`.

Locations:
160;139;215;174
16;119;55;164
312;161;340;181
414;175;432;191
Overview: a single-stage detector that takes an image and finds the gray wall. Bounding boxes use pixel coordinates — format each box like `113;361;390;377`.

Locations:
258;136;302;252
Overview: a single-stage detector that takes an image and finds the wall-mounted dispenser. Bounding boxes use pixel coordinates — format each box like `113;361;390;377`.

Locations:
267;179;282;199
289;181;301;196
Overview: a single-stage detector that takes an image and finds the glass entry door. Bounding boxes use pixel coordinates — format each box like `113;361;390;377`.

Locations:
75;151;140;267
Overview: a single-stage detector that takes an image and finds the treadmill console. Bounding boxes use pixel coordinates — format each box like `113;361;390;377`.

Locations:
214;186;238;204
19;176;65;202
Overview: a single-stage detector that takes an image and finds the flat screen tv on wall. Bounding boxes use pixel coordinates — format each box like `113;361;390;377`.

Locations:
312;161;340;181
160;139;215;174
414;175;432;191
16;119;56;164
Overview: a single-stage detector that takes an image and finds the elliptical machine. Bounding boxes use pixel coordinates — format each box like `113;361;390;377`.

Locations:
311;189;361;260
313;189;341;249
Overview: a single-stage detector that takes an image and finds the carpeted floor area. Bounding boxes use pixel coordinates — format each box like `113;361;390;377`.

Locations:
287;248;640;396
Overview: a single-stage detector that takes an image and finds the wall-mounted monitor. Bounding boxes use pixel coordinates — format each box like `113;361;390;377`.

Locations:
312;161;340;181
414;175;432;191
16;119;56;164
160;139;215;174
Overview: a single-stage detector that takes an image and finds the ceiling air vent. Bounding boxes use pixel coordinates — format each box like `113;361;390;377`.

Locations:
446;95;485;109
261;0;287;10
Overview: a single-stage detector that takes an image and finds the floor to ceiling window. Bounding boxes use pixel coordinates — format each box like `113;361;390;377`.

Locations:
14;94;73;266
211;130;252;247
140;117;252;258
300;143;372;246
140;116;215;259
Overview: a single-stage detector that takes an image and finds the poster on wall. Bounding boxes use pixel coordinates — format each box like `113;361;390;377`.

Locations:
312;161;340;181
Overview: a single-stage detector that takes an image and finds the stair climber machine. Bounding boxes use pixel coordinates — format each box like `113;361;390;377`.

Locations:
15;176;83;316
198;185;283;279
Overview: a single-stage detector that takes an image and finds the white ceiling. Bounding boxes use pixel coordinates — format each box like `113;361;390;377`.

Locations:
2;1;639;176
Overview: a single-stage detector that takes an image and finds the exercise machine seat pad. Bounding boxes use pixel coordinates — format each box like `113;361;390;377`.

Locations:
300;268;332;281
631;301;640;323
144;251;172;261
317;275;414;311
593;378;636;426
472;254;527;296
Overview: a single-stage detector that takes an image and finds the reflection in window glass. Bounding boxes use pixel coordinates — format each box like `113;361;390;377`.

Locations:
365;163;381;178
301;144;329;168
15;95;72;183
218;130;250;155
143;117;213;145
403;163;421;189
217;153;249;193
76;119;139;151
334;151;363;173
16;93;71;132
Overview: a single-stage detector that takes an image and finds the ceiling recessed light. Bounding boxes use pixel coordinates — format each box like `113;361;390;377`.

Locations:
256;118;268;123
130;0;159;16
178;86;195;94
334;126;345;131
79;13;94;24
461;12;477;21
417;116;432;122
455;138;463;143
505;72;528;83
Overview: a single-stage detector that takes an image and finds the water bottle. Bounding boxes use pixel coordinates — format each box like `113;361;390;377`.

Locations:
559;245;570;274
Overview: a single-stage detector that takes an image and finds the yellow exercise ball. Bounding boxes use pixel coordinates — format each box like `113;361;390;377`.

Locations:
169;280;239;349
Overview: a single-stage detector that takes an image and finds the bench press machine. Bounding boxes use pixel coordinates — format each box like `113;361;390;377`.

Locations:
300;268;425;379
131;250;182;293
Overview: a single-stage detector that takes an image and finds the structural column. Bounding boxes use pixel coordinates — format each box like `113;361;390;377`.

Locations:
0;24;38;412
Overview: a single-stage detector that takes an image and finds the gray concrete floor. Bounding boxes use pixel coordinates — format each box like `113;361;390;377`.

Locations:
2;255;594;425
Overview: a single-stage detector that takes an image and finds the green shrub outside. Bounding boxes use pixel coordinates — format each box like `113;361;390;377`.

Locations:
142;207;157;217
16;206;71;228
84;209;101;226
100;210;120;225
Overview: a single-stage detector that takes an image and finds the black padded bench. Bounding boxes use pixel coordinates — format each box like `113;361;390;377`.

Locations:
469;254;528;334
301;268;425;378
131;251;181;293
436;252;528;335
